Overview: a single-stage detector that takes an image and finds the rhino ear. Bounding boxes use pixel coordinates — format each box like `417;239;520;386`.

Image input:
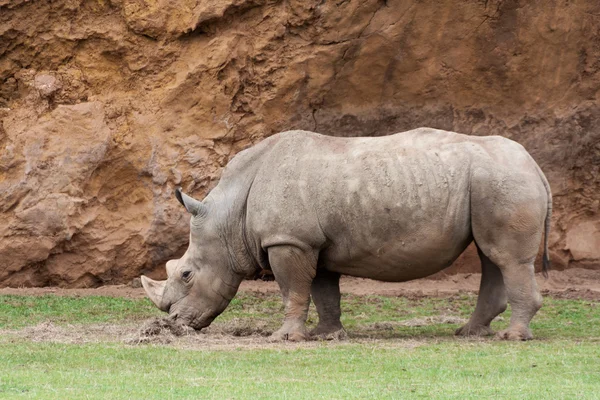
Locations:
175;187;206;217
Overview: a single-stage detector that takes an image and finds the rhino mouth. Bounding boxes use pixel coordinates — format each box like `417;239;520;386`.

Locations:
170;309;217;331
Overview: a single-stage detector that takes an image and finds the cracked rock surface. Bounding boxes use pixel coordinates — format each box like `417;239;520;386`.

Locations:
1;0;599;287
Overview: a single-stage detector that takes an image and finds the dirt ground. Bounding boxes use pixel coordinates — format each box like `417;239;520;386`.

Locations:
0;319;436;351
1;269;598;350
2;268;600;300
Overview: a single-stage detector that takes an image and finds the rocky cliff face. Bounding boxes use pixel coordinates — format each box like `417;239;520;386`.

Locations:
1;0;599;287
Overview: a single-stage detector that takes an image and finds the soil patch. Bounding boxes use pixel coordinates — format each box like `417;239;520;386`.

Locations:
207;318;272;337
370;316;468;330
0;320;428;351
123;317;274;348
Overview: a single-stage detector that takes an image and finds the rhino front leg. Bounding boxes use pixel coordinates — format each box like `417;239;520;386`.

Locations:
267;245;317;342
310;269;347;340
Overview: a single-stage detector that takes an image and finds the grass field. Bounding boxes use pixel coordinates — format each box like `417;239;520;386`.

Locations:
0;291;599;399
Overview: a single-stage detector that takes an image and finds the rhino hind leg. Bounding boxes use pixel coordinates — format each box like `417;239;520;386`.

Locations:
267;245;318;342
493;261;542;341
310;269;347;340
456;248;507;337
474;247;543;341
470;170;546;341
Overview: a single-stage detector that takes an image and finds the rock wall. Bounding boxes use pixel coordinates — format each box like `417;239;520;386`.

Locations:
1;0;599;287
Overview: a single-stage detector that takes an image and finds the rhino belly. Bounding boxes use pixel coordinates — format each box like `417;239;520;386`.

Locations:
320;228;472;282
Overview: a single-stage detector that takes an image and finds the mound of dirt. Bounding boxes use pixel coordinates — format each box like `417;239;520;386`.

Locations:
124;317;196;345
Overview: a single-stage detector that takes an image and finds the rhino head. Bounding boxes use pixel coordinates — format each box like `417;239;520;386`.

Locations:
141;188;244;330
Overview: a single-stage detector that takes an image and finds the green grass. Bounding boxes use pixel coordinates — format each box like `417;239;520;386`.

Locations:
0;295;161;328
1;340;598;399
0;292;599;399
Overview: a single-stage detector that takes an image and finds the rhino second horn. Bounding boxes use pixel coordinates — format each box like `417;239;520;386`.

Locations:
141;276;169;312
165;260;177;278
175;187;206;216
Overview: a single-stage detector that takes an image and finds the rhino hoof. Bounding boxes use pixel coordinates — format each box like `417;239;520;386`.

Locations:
310;327;348;341
269;328;309;342
496;327;533;341
455;324;494;337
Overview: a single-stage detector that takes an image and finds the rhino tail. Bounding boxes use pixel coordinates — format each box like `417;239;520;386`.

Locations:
542;213;551;279
536;164;552;279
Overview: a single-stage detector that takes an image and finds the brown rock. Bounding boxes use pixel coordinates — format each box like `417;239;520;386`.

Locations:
130;277;142;288
0;0;599;287
565;222;600;263
33;74;61;98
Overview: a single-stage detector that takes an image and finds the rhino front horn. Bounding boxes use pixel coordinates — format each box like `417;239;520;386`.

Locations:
141;276;169;312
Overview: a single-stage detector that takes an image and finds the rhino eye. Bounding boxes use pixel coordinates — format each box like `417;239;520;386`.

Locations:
182;271;192;281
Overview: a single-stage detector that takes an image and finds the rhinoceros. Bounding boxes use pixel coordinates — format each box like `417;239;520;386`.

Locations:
141;128;552;341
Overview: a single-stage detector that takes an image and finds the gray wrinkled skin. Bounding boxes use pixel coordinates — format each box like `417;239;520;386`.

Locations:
142;128;552;341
